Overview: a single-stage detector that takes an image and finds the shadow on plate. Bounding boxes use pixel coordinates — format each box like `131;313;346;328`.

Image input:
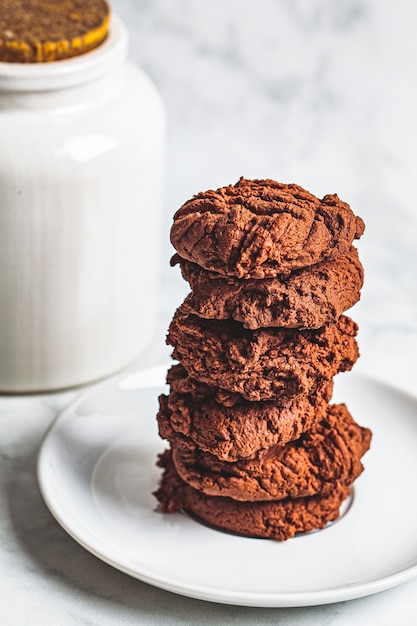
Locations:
5;430;353;623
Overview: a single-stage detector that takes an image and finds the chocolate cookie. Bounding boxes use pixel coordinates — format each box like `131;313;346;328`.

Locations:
173;246;363;330
167;308;359;401
157;365;333;461
170;178;365;279
169;403;371;501
154;449;351;541
0;0;110;63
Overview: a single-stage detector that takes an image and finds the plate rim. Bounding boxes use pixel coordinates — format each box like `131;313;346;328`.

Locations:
37;367;417;608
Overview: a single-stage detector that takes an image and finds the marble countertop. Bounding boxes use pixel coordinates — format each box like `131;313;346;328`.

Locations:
2;0;417;623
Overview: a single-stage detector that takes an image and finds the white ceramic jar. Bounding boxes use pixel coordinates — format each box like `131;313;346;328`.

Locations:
0;16;165;392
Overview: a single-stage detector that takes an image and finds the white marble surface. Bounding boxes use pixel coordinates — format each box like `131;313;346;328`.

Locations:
2;0;417;623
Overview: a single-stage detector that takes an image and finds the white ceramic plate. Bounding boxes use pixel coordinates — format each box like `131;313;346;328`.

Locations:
37;366;417;607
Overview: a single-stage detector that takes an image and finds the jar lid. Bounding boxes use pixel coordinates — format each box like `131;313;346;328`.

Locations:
0;14;127;91
0;0;110;63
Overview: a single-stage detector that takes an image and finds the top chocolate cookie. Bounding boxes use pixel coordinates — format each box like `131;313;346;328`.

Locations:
170;178;365;279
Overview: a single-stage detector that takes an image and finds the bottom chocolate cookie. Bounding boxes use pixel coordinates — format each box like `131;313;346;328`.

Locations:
154;450;351;542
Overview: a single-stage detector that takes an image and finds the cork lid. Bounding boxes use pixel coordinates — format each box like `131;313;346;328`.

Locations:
0;0;110;63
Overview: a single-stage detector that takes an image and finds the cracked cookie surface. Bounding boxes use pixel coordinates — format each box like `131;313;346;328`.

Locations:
154;449;352;541
173;246;363;330
169;403;372;501
170;178;365;279
167;308;359;401
157;364;333;461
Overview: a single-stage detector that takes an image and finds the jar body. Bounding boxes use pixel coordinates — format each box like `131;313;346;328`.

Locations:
0;40;165;391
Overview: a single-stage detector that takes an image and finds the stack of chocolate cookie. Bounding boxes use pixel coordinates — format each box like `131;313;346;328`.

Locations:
155;178;371;541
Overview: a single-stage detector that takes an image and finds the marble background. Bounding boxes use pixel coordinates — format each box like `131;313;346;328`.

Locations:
120;0;417;393
2;1;417;624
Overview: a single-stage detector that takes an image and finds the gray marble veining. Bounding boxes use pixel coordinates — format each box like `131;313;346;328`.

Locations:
2;0;417;623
